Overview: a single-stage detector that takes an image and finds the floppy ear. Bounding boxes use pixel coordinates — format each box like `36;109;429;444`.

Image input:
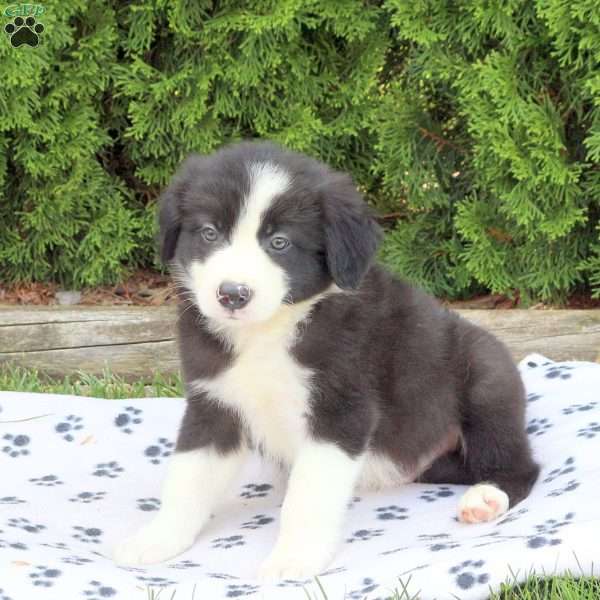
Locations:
322;173;382;289
158;184;181;264
157;155;201;264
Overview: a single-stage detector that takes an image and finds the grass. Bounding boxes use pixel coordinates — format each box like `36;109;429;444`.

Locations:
2;365;599;599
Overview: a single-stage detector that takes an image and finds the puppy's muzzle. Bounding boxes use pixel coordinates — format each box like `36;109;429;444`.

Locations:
217;281;253;310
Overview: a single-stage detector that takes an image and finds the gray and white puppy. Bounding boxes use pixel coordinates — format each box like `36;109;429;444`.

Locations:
114;141;539;580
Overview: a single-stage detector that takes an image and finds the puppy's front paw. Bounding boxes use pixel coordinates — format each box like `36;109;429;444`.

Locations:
113;520;196;566
458;483;509;524
258;546;332;582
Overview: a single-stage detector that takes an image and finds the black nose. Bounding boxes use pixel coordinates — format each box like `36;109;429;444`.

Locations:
217;281;253;310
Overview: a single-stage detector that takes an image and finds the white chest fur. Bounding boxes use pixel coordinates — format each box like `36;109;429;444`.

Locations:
190;305;316;464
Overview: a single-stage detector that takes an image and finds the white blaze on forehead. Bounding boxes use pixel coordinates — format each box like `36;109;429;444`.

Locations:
235;162;291;242
188;161;292;330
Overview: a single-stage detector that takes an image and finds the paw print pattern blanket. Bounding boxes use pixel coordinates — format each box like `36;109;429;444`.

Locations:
0;354;598;600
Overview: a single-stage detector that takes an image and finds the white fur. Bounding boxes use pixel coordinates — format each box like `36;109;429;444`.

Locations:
458;483;509;524
259;442;364;581
113;447;246;565
358;452;414;490
189;298;322;464
190;162;291;328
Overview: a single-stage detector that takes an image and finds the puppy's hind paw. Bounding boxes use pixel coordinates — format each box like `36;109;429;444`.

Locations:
458;483;509;524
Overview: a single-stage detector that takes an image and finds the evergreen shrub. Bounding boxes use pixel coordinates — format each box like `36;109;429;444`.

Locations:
1;0;598;302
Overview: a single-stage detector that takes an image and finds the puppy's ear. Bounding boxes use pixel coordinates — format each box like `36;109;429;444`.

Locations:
157;156;200;264
322;173;381;289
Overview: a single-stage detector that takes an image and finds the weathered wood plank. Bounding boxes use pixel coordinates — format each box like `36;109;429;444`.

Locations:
0;306;598;379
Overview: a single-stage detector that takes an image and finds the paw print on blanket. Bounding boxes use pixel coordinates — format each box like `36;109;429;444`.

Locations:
7;517;45;533
450;560;490;590
69;491;106;504
417;532;460;552
526;417;553;437
2;433;30;457
144;438;174;464
545;365;573;380
28;565;62;587
347;578;379;599
419;486;454;502
114;406;143;434
240;483;272;499
72;526;103;544
375;505;409;520
29;474;63;486
563;402;597;415
0;529;27;551
136;575;178;587
347;528;384;543
577;422;600;439
543;457;575;483
527;392;543;403
82;580;117;598
0;496;25;505
226;584;259;597
527;512;575;549
41;541;68;550
240;514;274;529
92;461;124;478
55;415;84;441
0;587;13;600
547;479;580;497
496;507;528;525
137;497;161;511
62;555;92;566
212;534;245;549
168;559;202;570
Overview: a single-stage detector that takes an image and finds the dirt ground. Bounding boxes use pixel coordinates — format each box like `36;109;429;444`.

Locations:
1;269;599;308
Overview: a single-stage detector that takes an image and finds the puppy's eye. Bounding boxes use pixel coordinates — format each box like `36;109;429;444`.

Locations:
201;225;218;242
270;236;290;251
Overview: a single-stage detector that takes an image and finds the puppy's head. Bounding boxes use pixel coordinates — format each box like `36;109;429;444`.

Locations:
159;142;380;329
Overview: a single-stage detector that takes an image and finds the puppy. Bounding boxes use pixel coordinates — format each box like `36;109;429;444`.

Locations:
114;141;539;580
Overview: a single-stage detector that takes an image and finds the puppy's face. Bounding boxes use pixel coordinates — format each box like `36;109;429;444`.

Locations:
159;142;380;329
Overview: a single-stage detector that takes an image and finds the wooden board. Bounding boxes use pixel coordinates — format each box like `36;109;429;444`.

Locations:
1;306;599;379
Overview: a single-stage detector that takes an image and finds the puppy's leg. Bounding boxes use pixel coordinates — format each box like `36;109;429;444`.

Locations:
113;447;245;565
114;401;245;565
259;442;363;581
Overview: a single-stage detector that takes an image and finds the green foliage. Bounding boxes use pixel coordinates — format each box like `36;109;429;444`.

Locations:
0;0;598;301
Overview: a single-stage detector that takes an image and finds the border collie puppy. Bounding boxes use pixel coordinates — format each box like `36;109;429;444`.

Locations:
114;141;539;580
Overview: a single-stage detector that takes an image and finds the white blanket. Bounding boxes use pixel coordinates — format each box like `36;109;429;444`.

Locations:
1;354;598;600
